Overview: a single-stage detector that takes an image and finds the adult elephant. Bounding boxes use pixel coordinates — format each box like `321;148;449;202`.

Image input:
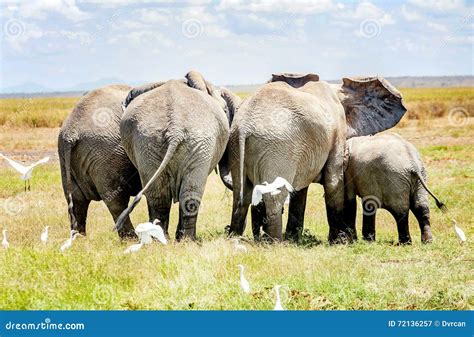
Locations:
58;85;142;239
114;71;240;241
221;73;406;243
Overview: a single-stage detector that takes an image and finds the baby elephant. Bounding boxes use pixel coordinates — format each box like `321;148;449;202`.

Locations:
344;133;446;244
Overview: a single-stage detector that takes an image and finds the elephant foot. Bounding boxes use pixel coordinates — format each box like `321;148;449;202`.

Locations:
363;233;376;242
421;225;433;244
118;229;138;241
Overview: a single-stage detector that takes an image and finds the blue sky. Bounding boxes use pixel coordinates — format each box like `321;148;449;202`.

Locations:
0;0;472;90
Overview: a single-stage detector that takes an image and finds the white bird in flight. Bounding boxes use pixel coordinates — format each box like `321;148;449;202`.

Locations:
452;220;466;243
273;285;285;310
238;264;250;294
60;230;80;252
2;229;9;249
40;226;50;244
0;153;49;191
252;177;294;206
123;219;167;254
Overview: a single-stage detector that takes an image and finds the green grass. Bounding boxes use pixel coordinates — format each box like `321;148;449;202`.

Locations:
0;122;472;310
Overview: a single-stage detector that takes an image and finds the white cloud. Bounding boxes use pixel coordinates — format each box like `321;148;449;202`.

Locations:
135;8;172;25
426;21;448;32
401;5;423;22
16;0;90;22
334;1;395;26
217;0;336;14
408;0;467;12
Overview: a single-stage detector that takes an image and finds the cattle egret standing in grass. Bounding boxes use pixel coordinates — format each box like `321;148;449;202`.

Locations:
252;177;293;206
452;220;467;243
123;219;167;254
2;230;9;249
40;226;50;244
232;238;247;253
238;264;250;294
0;153;49;191
273;285;285;310
60;230;80;252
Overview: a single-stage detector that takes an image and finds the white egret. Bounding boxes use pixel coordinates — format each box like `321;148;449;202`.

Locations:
2;229;9;249
238;264;250;294
0;153;49;191
273;285;285;310
452;220;466;243
135;219;167;245
60;230;80;252
123;219;167;254
124;243;144;254
232;238;247;253
252;177;293;206
40;226;50;244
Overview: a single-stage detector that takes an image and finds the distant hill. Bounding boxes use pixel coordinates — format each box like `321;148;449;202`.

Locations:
1;75;472;98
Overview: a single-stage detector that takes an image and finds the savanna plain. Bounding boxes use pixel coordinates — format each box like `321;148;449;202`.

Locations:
0;87;472;310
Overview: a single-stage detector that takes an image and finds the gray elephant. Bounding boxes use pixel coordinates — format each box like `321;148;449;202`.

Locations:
343;133;446;244
114;71;241;240
221;73;406;243
58;85;141;238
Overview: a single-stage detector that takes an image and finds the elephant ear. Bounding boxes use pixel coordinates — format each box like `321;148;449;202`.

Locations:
219;87;241;126
186;70;208;92
269;73;319;88
186;70;227;109
338;77;407;138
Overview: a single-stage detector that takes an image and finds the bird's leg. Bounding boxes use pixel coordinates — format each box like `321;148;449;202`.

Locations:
28;180;31;191
24;181;27;192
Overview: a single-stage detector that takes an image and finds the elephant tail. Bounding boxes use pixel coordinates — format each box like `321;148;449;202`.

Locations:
412;170;447;213
114;140;180;232
238;133;246;203
61;140;78;229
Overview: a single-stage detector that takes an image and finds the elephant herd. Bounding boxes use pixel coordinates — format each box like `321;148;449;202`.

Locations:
58;71;445;245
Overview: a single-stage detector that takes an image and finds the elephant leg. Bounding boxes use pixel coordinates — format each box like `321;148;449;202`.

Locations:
390;209;411;245
410;204;433;244
69;182;90;235
285;187;308;242
72;196;90;236
229;178;252;237
176;172;207;241
104;195;137;240
344;196;357;241
147;192;172;237
362;208;376;242
322;141;350;244
262;193;285;242
251;203;266;241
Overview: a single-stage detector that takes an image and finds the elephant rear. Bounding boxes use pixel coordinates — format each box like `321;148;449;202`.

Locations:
58;84;141;237
118;73;235;240
345;133;437;243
